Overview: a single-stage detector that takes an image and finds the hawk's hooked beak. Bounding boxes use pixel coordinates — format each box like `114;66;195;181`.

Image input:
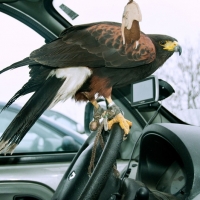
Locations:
161;41;182;55
174;44;182;55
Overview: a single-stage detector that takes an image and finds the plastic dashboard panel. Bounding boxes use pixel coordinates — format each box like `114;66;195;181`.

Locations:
137;123;200;200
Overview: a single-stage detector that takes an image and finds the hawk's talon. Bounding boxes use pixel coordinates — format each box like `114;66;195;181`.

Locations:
108;113;132;135
90;102;132;134
106;103;132;135
107;104;121;119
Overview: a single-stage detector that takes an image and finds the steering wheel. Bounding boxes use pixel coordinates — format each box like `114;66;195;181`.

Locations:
52;124;123;200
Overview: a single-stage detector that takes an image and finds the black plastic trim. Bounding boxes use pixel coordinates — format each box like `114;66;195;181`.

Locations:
14;195;42;200
159;105;188;124
43;0;72;29
0;152;75;165
0;3;56;42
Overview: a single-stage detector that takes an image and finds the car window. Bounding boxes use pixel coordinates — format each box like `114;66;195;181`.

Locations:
0;12;85;154
0;109;82;153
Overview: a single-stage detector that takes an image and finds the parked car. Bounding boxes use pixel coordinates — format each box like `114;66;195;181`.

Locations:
0;102;86;153
43;109;85;134
0;1;200;200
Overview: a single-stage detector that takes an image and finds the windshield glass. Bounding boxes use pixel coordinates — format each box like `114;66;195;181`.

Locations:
53;0;200;126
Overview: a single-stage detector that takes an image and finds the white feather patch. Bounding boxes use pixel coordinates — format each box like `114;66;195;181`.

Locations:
48;67;92;108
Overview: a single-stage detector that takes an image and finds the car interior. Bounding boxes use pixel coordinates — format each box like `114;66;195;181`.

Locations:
0;1;200;200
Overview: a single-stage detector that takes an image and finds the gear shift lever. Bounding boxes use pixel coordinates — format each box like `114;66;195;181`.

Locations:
135;187;149;200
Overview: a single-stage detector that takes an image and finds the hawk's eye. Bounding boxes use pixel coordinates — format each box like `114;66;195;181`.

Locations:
160;41;166;45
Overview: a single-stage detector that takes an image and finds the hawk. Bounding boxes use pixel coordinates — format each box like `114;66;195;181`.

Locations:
0;22;181;154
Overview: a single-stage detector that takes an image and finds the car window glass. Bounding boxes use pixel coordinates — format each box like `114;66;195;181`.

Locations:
0;109;82;153
0;12;44;104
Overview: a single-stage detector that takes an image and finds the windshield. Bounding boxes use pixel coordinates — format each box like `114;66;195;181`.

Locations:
53;0;200;126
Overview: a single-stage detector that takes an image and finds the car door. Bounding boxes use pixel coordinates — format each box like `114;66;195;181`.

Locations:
0;4;83;199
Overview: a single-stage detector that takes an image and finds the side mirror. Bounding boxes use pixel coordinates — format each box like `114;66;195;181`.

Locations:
62;136;80;152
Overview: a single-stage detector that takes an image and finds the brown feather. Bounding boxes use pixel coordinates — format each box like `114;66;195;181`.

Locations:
30;22;156;68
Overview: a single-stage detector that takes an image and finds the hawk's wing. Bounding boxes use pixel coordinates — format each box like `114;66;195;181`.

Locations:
30;22;156;68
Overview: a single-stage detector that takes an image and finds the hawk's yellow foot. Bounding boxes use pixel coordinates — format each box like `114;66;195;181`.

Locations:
108;113;132;135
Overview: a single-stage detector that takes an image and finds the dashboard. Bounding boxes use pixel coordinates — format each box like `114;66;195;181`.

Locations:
136;123;198;199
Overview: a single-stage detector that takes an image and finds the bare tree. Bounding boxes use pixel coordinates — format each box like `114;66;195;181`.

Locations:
154;43;200;125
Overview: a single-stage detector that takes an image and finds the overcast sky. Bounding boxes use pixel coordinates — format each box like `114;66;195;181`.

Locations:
0;0;200;124
54;0;200;45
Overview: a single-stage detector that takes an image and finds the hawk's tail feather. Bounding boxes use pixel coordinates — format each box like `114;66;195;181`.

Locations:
0;75;65;154
1;65;52;111
0;57;38;74
0;93;21;112
1;81;40;112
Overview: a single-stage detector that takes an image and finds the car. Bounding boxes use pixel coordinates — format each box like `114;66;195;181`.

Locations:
0;0;200;200
0;102;86;153
43;109;85;134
